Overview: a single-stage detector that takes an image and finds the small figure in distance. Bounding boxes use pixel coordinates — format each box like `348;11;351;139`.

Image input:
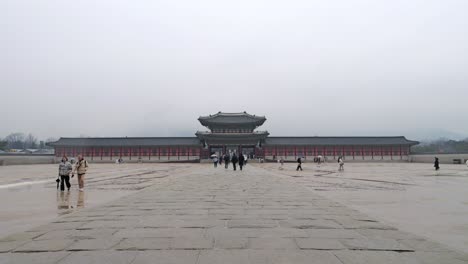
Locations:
434;157;440;172
239;153;245;171
278;157;284;170
212;155;218;168
224;153;230;169
296;157;303;171
231;153;239;171
338;156;344;171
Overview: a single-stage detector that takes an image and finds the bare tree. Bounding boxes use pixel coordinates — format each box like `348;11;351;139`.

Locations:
24;133;38;149
5;132;25;149
0;138;7;150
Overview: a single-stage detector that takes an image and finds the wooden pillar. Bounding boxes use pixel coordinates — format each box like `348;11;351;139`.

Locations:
158;147;161;160
178;146;180;160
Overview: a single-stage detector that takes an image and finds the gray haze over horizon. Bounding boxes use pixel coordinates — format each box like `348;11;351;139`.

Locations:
2;0;468;141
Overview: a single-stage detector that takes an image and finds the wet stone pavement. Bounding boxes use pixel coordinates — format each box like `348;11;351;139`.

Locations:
0;164;467;264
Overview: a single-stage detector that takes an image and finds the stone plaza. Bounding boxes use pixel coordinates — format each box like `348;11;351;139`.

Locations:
0;162;468;263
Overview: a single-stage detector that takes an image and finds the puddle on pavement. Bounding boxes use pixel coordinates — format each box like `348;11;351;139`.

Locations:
0;181;134;238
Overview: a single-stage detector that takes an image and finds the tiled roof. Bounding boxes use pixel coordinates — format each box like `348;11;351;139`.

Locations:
265;137;419;146
48;137;200;147
198;112;266;126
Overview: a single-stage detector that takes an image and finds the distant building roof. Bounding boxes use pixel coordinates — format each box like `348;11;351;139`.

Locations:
265;137;419;146
198;112;266;128
48;137;201;147
33;149;55;154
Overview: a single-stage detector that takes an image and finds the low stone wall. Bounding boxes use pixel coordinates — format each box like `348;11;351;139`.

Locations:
0;154;55;166
409;154;468;164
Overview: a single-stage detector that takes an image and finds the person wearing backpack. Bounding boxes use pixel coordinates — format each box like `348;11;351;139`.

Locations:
72;155;89;191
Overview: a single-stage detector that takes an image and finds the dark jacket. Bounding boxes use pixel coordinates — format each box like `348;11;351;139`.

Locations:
231;155;239;163
239;155;245;165
224;155;230;162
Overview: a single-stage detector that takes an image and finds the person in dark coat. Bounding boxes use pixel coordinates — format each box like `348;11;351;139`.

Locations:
296;157;303;171
231;153;239;171
239;154;245;171
224;153;230;169
434;157;440;171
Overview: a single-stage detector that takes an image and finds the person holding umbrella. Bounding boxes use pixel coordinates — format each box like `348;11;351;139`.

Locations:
58;156;73;191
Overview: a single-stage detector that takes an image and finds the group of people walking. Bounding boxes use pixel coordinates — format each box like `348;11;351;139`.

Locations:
212;153;247;171
57;155;88;192
276;156;345;171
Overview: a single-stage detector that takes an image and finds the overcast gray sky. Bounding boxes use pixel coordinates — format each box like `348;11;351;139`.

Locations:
1;0;467;140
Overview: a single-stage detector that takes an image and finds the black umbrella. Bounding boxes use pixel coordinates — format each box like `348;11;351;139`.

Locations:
56;177;60;190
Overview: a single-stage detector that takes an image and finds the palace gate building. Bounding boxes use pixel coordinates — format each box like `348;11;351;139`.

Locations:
49;112;419;162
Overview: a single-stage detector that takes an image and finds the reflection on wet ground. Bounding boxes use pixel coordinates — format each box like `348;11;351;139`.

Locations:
262;162;468;253
0;164;192;238
56;191;85;211
1;162;468;254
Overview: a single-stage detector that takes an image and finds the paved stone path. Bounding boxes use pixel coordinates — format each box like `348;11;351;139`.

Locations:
1;164;467;263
